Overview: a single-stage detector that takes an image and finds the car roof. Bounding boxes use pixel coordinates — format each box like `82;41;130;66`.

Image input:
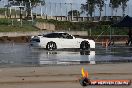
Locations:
52;32;66;33
44;32;66;35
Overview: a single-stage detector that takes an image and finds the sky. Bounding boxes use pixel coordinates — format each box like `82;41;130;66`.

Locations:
46;0;86;4
0;0;132;17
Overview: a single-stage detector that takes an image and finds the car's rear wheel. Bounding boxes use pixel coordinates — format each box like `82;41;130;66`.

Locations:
80;41;90;50
46;42;57;51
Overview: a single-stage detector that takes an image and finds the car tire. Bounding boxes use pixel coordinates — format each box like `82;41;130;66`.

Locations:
80;41;90;50
46;42;57;51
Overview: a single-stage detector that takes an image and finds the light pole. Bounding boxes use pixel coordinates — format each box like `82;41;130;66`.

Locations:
105;3;107;17
3;0;7;18
9;5;11;18
110;3;113;18
40;2;43;18
19;7;23;27
50;2;52;19
60;2;62;20
55;3;57;16
25;4;27;17
70;3;73;21
20;1;24;27
65;3;68;21
45;3;47;19
29;0;33;25
35;6;37;17
87;0;89;21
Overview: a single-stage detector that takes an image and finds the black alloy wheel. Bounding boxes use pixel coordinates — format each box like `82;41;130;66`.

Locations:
80;41;90;50
46;42;57;51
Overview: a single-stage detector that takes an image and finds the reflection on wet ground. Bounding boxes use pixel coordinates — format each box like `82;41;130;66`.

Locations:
0;43;132;67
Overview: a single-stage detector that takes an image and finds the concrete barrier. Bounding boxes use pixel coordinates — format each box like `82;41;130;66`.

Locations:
35;22;55;31
0;31;128;44
0;31;88;37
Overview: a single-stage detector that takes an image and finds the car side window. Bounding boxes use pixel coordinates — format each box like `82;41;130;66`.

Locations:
60;33;73;39
43;33;59;38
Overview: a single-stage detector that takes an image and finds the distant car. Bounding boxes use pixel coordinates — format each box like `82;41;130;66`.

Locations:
30;32;95;51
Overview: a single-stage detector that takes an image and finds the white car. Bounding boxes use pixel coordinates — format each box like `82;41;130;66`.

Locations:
30;32;95;50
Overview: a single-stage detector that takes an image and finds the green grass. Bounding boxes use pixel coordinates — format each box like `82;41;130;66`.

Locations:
0;18;37;32
0;25;37;32
36;18;129;35
0;17;129;35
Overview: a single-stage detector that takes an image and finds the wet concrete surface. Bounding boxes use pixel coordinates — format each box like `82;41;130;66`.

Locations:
0;43;131;67
0;36;30;43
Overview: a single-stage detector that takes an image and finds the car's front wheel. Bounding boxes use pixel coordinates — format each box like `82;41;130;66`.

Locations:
46;42;57;51
80;41;90;50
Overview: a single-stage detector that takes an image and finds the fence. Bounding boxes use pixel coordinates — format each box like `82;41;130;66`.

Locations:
0;0;132;22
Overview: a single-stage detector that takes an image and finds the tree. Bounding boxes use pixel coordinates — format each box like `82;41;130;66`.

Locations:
68;10;80;17
110;0;129;17
121;0;129;17
8;0;45;18
81;0;96;17
95;0;104;20
81;0;105;18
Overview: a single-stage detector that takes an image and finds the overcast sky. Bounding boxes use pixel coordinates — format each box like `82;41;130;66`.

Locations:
0;0;132;16
45;0;86;4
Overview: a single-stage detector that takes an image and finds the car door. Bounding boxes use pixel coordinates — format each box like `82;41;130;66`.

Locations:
59;33;78;48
